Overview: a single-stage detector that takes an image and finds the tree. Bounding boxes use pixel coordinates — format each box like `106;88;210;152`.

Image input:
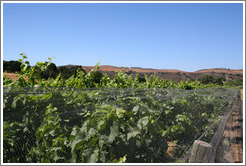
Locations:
136;74;146;83
91;70;103;83
3;60;22;73
200;75;226;85
126;70;135;75
200;75;214;84
58;66;86;79
214;77;225;85
40;63;59;79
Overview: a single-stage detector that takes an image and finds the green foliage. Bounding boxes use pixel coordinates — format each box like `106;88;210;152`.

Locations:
4;54;240;89
58;65;86;79
3;73;13;85
27;104;70;162
200;75;225;86
91;70;104;84
39;63;59;79
3;87;237;163
225;79;243;87
135;74;146;83
201;75;214;84
214;77;225;85
14;53;52;87
3;54;241;163
3;60;22;73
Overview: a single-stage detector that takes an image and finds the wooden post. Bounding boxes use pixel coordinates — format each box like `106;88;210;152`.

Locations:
189;140;213;163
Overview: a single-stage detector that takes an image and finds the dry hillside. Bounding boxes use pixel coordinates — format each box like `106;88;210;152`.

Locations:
82;66;243;82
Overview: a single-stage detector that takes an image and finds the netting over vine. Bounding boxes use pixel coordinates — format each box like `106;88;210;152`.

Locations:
3;87;240;163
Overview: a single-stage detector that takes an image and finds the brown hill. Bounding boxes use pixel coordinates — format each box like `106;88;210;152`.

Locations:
83;65;185;73
82;65;243;82
194;68;243;74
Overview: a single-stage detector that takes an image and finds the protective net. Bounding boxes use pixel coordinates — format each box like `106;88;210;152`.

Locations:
215;91;243;163
3;87;241;163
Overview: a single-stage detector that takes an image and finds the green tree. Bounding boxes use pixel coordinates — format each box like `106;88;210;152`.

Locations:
3;60;22;73
40;63;59;79
91;70;103;83
214;77;225;85
58;66;86;79
200;75;214;84
135;74;146;83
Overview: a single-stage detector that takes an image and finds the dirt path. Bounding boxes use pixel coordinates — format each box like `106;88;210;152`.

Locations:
216;89;243;163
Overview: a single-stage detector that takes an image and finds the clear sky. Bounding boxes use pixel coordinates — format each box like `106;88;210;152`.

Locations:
3;3;243;72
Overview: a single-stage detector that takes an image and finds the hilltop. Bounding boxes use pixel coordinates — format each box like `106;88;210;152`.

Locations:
61;65;243;82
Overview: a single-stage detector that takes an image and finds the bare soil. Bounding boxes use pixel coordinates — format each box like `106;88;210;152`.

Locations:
4;73;22;81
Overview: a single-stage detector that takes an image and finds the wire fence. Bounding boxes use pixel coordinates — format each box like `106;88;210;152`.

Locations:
3;87;241;163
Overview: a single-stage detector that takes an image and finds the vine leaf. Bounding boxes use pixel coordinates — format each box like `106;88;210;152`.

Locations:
127;126;140;140
88;148;99;163
108;121;119;143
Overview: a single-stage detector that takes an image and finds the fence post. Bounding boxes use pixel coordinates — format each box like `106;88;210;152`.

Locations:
189;140;213;163
189;101;234;163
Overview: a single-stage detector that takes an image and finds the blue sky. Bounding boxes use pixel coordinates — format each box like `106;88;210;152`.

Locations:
3;3;243;72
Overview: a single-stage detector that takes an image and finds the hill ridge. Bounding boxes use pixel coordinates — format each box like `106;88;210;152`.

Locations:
59;65;242;73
